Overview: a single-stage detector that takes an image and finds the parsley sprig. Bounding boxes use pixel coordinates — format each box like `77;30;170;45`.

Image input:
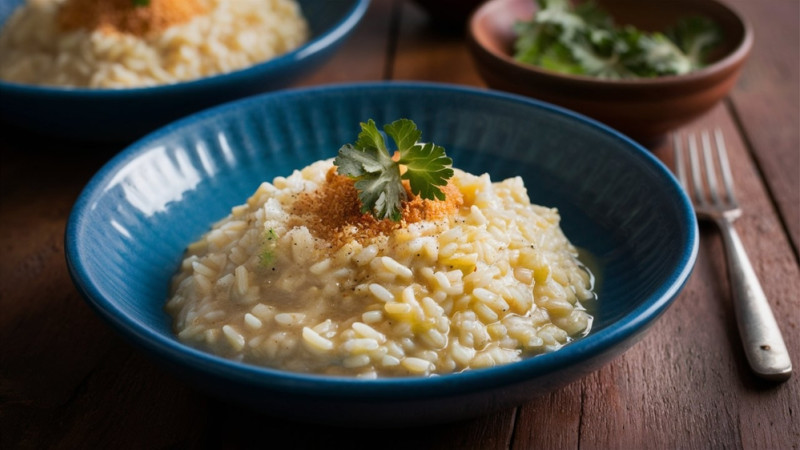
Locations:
334;119;454;222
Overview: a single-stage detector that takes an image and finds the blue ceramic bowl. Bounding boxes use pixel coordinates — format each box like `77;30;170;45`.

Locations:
0;0;369;141
65;82;697;425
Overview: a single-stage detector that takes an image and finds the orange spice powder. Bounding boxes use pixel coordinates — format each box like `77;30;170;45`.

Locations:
290;168;463;248
58;0;207;36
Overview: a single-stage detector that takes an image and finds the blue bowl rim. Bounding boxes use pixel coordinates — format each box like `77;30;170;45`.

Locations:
65;81;698;400
0;0;370;98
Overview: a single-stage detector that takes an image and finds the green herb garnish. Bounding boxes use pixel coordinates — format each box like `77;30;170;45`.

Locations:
132;0;150;7
258;228;278;268
334;119;454;222
513;0;722;79
665;16;724;69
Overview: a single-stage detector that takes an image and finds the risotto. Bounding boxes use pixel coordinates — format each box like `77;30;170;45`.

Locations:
0;0;309;88
166;159;596;378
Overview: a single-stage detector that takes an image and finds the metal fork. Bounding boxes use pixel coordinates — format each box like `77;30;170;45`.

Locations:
674;130;792;382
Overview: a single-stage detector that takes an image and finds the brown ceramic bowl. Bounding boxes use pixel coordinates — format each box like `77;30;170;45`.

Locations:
467;0;753;143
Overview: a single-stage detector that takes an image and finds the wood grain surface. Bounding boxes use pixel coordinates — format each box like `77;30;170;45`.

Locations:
723;0;800;256
1;0;798;448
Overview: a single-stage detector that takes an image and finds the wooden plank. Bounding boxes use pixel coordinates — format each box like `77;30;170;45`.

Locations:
722;0;800;254
44;349;206;449
512;382;581;449
0;143;126;447
391;1;485;86
295;0;394;85
199;403;515;449
0;146;112;407
614;105;799;449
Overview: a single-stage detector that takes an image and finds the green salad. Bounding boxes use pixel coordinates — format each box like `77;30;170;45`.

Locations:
513;0;722;79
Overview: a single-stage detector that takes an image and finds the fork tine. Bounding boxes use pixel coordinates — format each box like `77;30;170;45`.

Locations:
714;128;738;206
673;133;688;190
701;131;721;205
687;133;706;206
676;128;792;381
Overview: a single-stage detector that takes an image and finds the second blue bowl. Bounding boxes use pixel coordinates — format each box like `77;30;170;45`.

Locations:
0;0;369;141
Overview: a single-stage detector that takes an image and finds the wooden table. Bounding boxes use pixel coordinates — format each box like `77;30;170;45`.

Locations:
2;1;798;448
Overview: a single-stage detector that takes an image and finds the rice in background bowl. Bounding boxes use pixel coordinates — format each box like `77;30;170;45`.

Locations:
166;159;596;378
0;0;367;141
0;0;309;87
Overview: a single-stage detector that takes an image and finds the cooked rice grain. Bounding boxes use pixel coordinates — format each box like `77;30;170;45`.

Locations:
165;160;596;377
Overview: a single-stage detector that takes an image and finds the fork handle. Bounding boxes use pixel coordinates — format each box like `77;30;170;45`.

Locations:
717;219;792;381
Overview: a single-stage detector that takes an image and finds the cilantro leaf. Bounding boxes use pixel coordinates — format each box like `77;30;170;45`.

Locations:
334;119;454;221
